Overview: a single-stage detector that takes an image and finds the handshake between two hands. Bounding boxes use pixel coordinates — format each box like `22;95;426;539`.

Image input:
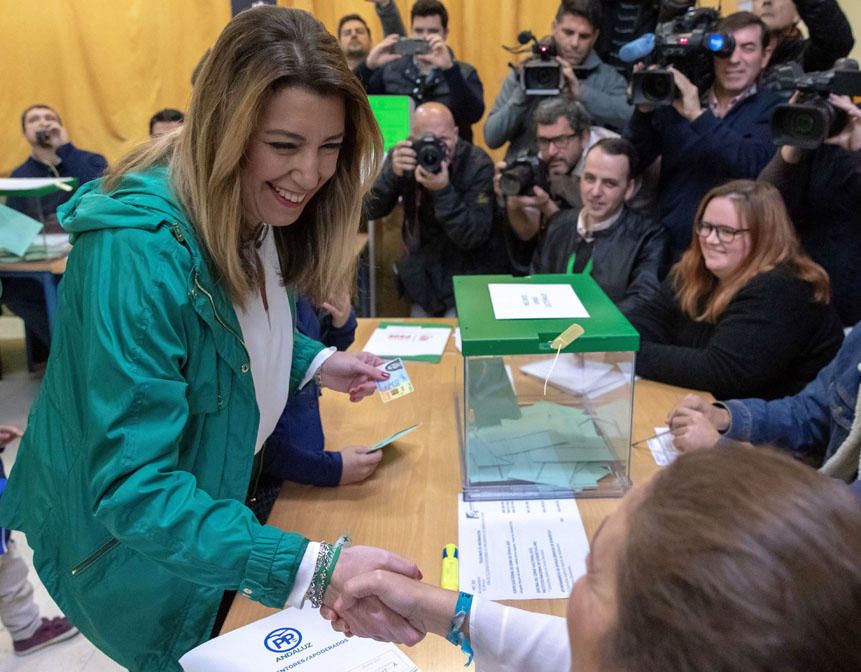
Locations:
320;545;454;646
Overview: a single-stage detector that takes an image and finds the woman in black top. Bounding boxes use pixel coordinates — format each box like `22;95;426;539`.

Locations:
629;180;843;400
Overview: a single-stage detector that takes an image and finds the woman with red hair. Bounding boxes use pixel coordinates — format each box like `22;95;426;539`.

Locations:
628;179;843;399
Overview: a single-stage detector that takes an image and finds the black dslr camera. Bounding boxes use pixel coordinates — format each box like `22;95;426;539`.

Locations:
626;8;734;107
770;59;861;149
412;133;447;174
499;155;549;197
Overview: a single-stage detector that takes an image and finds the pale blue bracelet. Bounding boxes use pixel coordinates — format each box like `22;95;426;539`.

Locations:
445;591;474;666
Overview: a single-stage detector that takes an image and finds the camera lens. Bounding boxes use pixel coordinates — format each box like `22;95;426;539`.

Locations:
418;147;441;172
642;73;673;103
500;165;534;197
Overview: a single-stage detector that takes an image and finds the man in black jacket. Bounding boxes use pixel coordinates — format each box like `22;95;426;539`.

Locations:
753;0;854;82
364;102;506;317
532;138;667;317
356;0;484;142
759;95;861;326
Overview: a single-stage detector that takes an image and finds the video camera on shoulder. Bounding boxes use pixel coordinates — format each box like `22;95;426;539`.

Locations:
770;59;861;149
620;8;733;106
499;155;549;197
412;133;447;174
503;31;587;97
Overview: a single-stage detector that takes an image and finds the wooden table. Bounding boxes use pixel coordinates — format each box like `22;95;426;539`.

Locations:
223;319;707;669
0;254;68;372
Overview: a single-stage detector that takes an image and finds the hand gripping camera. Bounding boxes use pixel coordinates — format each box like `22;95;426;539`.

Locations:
499;155;549;197
770;59;861;149
621;8;734;107
412;134;447;174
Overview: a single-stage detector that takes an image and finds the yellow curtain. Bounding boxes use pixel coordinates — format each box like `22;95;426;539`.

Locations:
1;0;736;175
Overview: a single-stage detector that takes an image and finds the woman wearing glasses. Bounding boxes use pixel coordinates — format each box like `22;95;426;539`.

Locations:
628;179;842;400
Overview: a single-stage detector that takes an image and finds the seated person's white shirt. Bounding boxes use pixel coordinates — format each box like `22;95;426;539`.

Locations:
471;597;570;672
233;226;332;606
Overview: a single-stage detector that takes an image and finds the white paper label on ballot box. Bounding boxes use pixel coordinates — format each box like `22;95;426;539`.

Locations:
179;603;418;672
488;283;590;320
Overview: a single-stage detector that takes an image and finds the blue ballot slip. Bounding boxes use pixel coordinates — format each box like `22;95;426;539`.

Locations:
0;204;44;257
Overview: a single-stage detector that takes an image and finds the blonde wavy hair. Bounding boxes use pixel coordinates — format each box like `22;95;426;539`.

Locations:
672;180;830;323
104;6;382;305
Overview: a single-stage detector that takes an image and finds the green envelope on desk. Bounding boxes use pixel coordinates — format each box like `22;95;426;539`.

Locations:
0;205;43;257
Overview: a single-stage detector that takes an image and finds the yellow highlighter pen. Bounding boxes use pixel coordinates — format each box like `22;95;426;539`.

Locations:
441;543;459;591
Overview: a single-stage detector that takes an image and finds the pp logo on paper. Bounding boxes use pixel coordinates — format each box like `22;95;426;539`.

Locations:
264;627;302;653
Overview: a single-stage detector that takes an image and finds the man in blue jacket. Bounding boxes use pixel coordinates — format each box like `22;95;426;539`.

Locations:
6;105;107;234
624;11;782;261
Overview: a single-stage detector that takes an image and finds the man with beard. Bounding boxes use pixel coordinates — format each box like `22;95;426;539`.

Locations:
337;0;405;72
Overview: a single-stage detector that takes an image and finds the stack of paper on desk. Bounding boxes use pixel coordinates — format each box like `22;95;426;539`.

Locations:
466;401;615;490
520;356;631;398
179;603;418;672
362;322;451;362
458;496;590;600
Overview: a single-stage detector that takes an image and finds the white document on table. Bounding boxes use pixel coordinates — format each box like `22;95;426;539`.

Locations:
362;324;451;358
179;603;418;672
488;283;589;320
458;495;590;600
647;426;678;466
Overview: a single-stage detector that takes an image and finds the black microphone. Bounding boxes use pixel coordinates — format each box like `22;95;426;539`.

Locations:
517;30;535;45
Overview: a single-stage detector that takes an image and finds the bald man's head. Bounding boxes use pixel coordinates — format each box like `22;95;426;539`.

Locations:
412;102;459;157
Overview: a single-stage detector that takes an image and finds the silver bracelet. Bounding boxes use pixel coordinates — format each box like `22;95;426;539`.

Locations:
306;542;334;608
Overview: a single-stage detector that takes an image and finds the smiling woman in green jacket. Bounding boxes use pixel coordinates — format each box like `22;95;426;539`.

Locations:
0;7;424;671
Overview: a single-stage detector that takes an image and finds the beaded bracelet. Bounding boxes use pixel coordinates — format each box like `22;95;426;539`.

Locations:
445;591;474;666
321;534;351;599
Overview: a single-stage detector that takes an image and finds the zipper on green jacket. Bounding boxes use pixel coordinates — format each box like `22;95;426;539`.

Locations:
192;273;251;366
168;221;251;366
71;538;119;576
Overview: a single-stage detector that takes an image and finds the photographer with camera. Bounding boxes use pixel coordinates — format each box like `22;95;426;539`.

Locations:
7;104;107;234
364;102;504;317
759;93;861;326
485;0;632;161
625;11;782;262
753;0;854;84
531;138;667;317
357;0;483;142
499;97;617;274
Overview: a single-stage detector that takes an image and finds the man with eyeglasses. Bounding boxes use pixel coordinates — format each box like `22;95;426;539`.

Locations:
531;138;667;317
624;11;782;262
499;96;617;275
357;0;483;142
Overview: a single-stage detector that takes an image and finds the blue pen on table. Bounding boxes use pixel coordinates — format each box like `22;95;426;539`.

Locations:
441;543;459;591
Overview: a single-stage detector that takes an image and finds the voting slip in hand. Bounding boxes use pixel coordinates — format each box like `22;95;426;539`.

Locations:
375;358;415;403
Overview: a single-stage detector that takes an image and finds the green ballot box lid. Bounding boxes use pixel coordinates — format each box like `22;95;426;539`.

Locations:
453;274;640;356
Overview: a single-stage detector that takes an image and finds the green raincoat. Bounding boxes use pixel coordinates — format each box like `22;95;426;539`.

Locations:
0;167;324;670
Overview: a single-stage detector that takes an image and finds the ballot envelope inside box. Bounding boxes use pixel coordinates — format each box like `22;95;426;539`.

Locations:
453;274;639;501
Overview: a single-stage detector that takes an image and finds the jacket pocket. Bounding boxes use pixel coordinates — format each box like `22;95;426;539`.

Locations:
70;538;120;577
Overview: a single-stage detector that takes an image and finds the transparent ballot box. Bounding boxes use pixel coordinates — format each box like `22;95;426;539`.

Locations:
454;275;639;501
